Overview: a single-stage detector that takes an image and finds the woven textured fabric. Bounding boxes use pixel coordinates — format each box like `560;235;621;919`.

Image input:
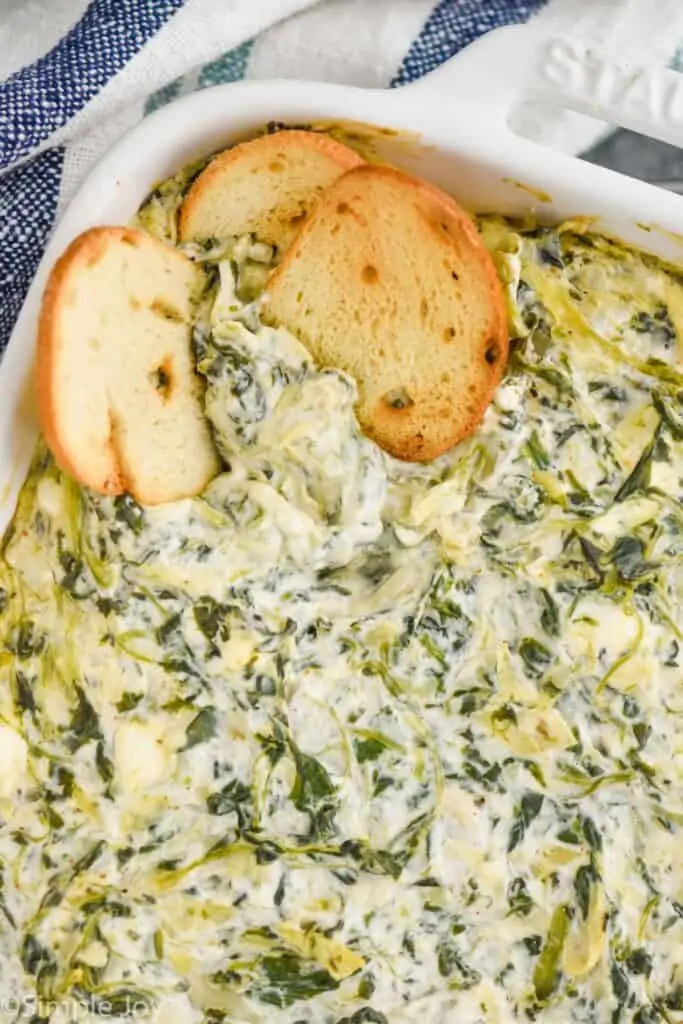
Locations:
145;38;255;113
0;147;64;354
199;39;255;89
0;0;185;168
393;0;548;84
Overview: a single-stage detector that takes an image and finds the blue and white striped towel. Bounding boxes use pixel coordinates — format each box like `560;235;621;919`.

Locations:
2;0;683;358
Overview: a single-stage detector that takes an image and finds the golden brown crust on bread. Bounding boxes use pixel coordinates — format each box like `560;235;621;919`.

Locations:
37;228;122;493
179;130;364;251
263;164;508;462
37;226;220;504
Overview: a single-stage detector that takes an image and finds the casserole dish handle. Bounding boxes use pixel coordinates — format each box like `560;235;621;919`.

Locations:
410;25;683;151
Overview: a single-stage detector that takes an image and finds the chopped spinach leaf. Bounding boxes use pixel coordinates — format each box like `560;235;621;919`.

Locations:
573;863;597;919
250;952;340;1008
518;637;552;677
7;621;46;659
525;430;550;469
290;746;338;838
273;875;286;907
336;1009;388;1024
21;934;56;978
631;306;676;348
184;707;218;749
507;876;534;917
610;536;652;582
436;942;481;988
664;985;683;1011
508;791;544;852
539;589;560;636
633;721;652;749
581;816;602;852
257;724;287;765
95;740;114;788
74;840;106;875
206;779;252;825
66;686;102;750
14;671;36;714
116;692;143;712
615;427;660;502
255;841;282;865
652;389;683;439
354;737;388;763
113;494;145;534
506;475;545;523
194;596;229;643
341;840;404;880
50;766;75;800
58;551;93;599
610;961;630;1014
492;703;518;727
625;948;653;976
157;612;183;645
353;731;397;764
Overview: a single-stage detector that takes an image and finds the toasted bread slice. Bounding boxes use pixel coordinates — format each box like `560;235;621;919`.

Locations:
179;130;364;252
37;226;220;505
263;165;508;462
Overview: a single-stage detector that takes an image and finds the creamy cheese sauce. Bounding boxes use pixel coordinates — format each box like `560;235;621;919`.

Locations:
0;171;683;1024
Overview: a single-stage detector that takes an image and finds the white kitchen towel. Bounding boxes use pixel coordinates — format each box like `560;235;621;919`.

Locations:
2;0;683;357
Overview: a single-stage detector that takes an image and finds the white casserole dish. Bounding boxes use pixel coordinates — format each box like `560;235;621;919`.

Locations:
2;23;683;531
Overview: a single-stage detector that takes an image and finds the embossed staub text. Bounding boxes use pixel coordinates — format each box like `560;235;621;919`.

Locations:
540;37;683;127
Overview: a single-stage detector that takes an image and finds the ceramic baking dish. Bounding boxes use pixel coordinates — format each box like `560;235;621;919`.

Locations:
3;23;683;530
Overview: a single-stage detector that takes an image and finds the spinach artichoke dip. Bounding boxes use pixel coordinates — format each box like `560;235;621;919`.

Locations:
1;166;683;1024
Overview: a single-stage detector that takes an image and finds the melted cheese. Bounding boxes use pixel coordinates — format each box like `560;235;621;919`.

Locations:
0;724;27;796
0;200;681;1023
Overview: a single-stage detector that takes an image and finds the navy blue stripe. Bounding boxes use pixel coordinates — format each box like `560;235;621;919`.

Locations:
0;147;64;355
393;0;549;86
0;0;186;170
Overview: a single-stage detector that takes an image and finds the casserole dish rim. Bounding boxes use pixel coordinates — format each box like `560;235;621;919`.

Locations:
3;26;683;528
